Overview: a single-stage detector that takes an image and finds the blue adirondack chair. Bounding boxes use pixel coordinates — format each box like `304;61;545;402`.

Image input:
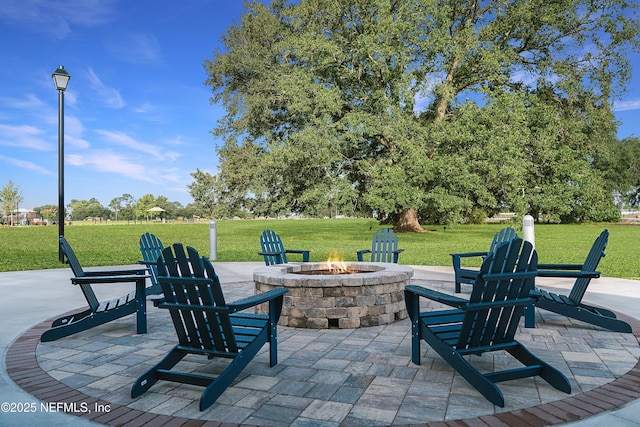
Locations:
525;230;630;332
357;228;404;263
138;232;164;295
259;229;310;265
131;243;287;410
405;238;571;407
41;236;149;342
451;226;518;292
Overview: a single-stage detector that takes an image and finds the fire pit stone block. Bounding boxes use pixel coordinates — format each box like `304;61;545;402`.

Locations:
253;262;413;329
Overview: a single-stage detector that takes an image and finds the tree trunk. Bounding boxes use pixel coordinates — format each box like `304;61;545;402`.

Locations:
394;208;425;233
434;58;458;122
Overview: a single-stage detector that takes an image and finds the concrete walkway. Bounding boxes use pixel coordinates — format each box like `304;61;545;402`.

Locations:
1;263;639;426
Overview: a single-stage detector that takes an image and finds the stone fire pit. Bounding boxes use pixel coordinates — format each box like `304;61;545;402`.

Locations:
253;262;413;329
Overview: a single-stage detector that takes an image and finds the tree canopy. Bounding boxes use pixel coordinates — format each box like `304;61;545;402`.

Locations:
201;0;639;227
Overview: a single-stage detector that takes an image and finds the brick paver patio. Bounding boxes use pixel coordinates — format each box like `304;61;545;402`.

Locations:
7;279;640;426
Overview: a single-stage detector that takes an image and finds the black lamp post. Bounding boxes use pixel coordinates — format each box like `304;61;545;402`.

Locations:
52;65;70;263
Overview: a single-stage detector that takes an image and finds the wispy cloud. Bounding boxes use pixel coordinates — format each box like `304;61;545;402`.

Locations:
0;154;53;175
0;124;52;151
94;130;161;159
105;33;163;64
66;149;186;186
94;129;182;161
613;99;640;112
64;129;186;185
133;102;157;114
132;102;166;123
0;0;117;38
66;150;155;182
0;94;46;110
86;68;125;108
64;116;90;149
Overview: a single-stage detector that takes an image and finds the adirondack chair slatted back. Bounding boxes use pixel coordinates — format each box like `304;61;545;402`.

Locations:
157;244;237;354
139;232;164;287
358;229;403;263
60;235;85;277
371;229;399;263
59;236;100;311
451;226;519;292
260;230;287;265
488;227;518;253
457;239;537;352
567;229;608;304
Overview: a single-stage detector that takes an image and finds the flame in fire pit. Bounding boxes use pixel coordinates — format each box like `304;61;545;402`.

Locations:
325;251;348;274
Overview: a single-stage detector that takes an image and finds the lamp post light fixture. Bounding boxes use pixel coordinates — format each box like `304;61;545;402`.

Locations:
52;65;70;263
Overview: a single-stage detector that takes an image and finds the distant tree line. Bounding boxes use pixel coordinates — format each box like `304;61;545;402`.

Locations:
32;194;202;223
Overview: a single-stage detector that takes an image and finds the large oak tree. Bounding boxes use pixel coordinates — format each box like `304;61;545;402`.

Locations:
202;0;638;228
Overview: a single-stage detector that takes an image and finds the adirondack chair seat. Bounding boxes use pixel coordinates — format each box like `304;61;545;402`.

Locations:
131;243;287;410
451;227;518;292
524;230;630;333
41;236;150;342
357;228;404;263
259;229;310;265
406;239;571;407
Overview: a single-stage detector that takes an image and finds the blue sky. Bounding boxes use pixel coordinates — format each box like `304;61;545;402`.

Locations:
1;1;640;211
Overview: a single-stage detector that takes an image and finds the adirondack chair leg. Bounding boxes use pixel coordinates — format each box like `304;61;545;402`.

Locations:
131;346;188;398
134;277;147;334
524;304;536;328
537;299;632;333
42;304;137;342
200;327;270;410
452;256;462;293
268;297;284;367
582;303;617;319
50;308;93;328
404;289;422;365
356;250;368;262
507;345;571;394
420;325;505;407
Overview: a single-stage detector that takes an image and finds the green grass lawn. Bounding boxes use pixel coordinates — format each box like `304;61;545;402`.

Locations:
1;219;638;279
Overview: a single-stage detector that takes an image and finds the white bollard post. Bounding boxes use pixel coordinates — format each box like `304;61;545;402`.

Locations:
209;220;217;260
523;215;535;249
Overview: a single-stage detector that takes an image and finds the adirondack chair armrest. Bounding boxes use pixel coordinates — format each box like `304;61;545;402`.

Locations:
228;288;288;312
82;268;148;277
285;249;310;262
538;263;583;270
138;259;158;266
529;288;543;300
156;289;287;316
392;249;404;263
151;296;165;307
451;251;489;259
356;249;371;262
258;250;280;256
536;269;600;279
258;251;284;264
404;285;468;308
71;274;149;285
